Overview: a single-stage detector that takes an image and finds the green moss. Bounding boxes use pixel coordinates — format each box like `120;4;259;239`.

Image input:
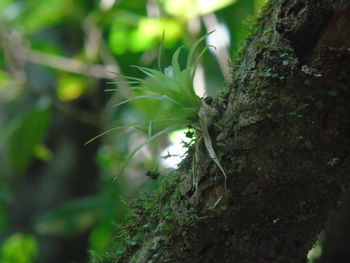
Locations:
89;174;182;263
233;0;274;64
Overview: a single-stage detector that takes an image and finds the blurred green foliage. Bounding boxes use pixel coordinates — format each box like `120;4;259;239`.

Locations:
7;106;51;175
0;233;38;263
0;0;267;261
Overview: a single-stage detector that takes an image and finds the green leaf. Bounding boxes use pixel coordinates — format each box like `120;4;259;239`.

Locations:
186;31;214;69
6;107;51;175
113;95;183;108
198;101;227;188
158;30;165;71
171;46;185;78
148;121;153;138
119;125;180;176
57;74;87;101
35;195;106;236
0;233;38;263
23;0;82;33
108;25;129;55
327;90;337;96
85;120;149;145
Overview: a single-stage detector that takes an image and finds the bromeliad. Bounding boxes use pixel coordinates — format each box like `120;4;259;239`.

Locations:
86;32;227;189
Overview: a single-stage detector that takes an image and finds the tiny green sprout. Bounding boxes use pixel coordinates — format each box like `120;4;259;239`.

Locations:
128;240;138;246
279;52;287;57
327;90;338;96
264;28;273;34
116;249;125;255
86;31;227;189
282;60;289;66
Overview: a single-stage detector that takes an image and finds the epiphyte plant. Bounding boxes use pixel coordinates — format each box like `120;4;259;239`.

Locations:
86;31;226;189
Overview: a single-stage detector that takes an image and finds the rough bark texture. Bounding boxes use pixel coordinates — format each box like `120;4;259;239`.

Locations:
110;0;350;262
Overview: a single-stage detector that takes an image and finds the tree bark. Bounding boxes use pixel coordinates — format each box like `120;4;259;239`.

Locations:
109;0;350;262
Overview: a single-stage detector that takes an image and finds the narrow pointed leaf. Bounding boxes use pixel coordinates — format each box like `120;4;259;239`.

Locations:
112;95;183;108
119;125;180;175
84;120;149;145
148;121;152;138
171;46;184;78
186;31;215;69
158;30;165;71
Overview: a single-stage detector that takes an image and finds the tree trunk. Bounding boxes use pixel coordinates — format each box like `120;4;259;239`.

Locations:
108;1;350;262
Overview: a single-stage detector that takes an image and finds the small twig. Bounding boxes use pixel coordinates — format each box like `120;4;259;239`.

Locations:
209;195;223;209
0;20;107;125
26;50;116;79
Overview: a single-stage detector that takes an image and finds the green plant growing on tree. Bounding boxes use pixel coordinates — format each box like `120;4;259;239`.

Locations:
87;32;226;188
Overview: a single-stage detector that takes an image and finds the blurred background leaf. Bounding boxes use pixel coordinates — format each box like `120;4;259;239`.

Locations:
0;233;38;263
0;0;282;262
6;106;51;175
